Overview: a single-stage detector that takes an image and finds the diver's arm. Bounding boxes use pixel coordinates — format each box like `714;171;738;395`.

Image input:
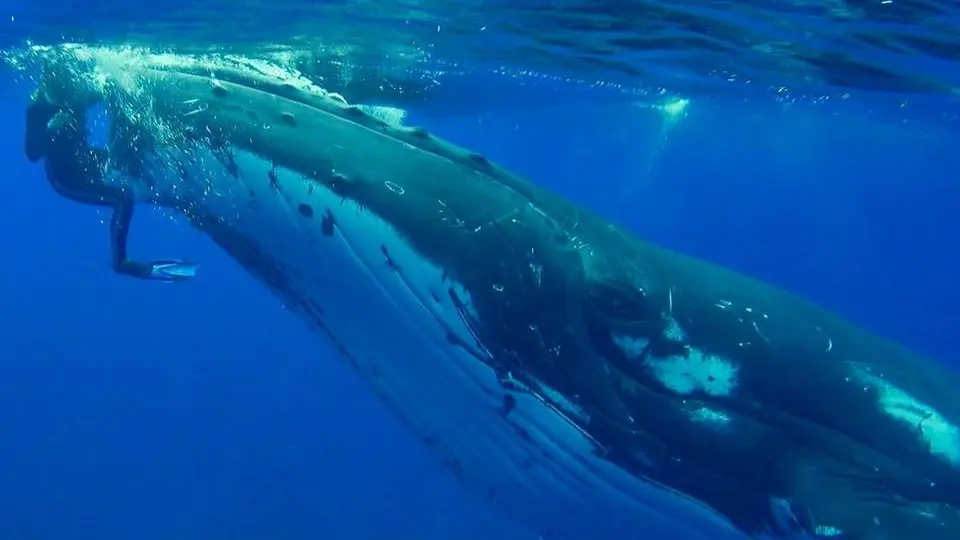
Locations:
25;85;198;283
110;196;198;282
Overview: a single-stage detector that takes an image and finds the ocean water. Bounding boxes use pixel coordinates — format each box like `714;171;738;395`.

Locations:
0;1;958;540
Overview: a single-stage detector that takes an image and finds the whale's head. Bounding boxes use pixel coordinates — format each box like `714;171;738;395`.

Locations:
31;43;960;540
9;44;770;540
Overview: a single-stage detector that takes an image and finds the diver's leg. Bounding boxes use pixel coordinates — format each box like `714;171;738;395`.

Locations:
109;196;142;275
110;197;198;282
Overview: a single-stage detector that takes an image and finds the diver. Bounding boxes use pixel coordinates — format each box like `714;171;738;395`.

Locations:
24;90;198;283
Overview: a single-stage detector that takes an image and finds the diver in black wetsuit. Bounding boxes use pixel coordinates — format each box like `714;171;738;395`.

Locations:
24;90;197;282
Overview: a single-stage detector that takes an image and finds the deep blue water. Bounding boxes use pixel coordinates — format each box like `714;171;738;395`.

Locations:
1;3;960;539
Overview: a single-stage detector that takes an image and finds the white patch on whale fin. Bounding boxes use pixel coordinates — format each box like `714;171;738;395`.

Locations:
855;369;960;467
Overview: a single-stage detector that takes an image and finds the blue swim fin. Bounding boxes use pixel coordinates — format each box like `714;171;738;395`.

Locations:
146;260;198;282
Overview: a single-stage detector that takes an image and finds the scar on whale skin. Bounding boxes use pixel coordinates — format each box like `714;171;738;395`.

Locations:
381;245;401;271
320;208;337;236
321;209;336;236
268;166;281;192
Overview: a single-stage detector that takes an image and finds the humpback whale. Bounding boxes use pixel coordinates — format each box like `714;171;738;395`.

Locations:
18;46;960;540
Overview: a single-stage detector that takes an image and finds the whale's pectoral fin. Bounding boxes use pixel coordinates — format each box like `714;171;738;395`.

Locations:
785;458;879;539
787;454;959;540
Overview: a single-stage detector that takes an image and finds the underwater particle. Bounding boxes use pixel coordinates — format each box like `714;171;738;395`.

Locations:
298;203;314;218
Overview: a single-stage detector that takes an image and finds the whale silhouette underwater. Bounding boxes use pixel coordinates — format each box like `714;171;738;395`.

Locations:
16;46;960;540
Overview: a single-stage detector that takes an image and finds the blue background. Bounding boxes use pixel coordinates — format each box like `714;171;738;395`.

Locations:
0;65;958;540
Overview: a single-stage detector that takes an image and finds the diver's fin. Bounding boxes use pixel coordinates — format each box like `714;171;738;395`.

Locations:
144;259;199;282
